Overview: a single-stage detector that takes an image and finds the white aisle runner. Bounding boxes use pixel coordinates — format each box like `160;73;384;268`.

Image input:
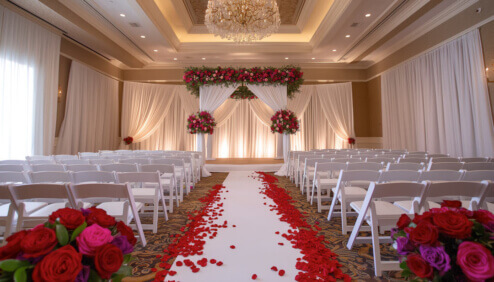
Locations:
169;171;302;281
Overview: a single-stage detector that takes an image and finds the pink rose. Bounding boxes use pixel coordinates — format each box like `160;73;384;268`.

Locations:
76;224;113;256
457;241;494;281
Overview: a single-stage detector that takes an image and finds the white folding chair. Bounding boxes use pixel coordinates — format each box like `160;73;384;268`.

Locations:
429;157;460;163
116;172;168;233
461;170;494;181
119;158;150;165
89;159;114;165
0;185;16;243
26;156;54;162
53;155;78;162
139;164;178;212
70;171;116;184
28;160;56;165
0;172;30;184
99;163;138;173
418;170;463;181
398;157;426;164
327;170;381;234
151;159;186;200
311;162;346;212
59;159;90;165
30;164;65;172
295;153;314;186
347;181;428;276
28;171;71;183
462;162;494;171
78;152;100;159
378;170;421;183
172;155;195;192
8;183;73;230
0;160;26;165
461;157;489;163
68;183;146;246
428;154;449;158
347;162;383;171
301;158;327;197
427;162;463;171
0;165;24;172
64;164;99;172
386;162;423;171
365;157;395;165
482;182;494;212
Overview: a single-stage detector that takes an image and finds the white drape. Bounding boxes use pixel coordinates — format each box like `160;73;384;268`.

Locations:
56;62;119;154
121;82;178;144
382;29;494;157
315;83;355;148
0;7;60;159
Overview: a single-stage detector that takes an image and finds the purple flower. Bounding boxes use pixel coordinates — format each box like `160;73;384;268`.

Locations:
419;245;451;275
390;228;399;239
395;236;415;255
75;265;90;282
111;235;133;255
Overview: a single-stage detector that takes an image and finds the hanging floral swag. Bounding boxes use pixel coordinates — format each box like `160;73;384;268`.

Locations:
230;85;258;100
187;111;216;134
270;109;299;134
183;66;304;99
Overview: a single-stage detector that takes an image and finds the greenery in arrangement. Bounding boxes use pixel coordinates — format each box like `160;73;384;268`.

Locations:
183;66;304;99
230;85;258;100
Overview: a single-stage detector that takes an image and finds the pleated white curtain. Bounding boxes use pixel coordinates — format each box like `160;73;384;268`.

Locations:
0;7;60;159
382;29;494;157
315;83;355;148
250;99;275;126
56;62;119;154
121;82;178;145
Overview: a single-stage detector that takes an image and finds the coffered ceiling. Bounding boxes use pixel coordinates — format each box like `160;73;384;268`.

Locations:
2;0;482;71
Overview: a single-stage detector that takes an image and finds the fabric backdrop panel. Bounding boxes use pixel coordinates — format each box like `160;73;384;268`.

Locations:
288;85;314;117
247;84;287;111
0;7;60;159
382;29;494;157
199;84;239;112
121;82;178;144
56;62;119;154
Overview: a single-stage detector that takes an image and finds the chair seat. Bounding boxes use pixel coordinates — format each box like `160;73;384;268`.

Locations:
15;202;48;214
97;201;144;224
487;202;494;213
351;200;407;219
132;188;156;197
28;202;68;217
318;178;338;186
348;180;371;188
331;186;367;199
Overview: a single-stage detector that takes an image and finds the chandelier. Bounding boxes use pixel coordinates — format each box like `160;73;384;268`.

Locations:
205;0;281;43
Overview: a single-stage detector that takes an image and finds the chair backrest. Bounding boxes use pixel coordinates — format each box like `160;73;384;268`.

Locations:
427;162;463;171
26;155;53;161
99;163;138;173
0;160;26;165
0;185;11;201
71;171;116;184
139;164;175;174
53;155;78;161
386;162;423;171
0;172;29;184
150;158;183;167
79;152;99;158
430;157;460;163
119;158;150;165
65;164;99;172
30;164;65;172
9;183;71;206
367;181;428;200
461;170;494;181
424;181;488;210
461;157;488;163
428;154;449;158
59;159;90;165
398;158;426;164
347;162;383;171
339;170;381;182
116;172;161;185
382;153;405;159
365;157;395;164
0;164;24;172
378;170;421;183
68;183;135;209
462;162;494;171
29;171;71;183
332;158;361;163
28;160;56;165
305;158;327;168
419;170;463;181
89;159;114;165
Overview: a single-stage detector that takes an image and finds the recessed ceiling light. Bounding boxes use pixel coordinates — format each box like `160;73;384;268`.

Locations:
332;49;337;52
365;13;371;17
345;34;350;38
202;57;206;60
285;57;289;60
140;35;146;38
311;58;315;60
153;49;158;52
173;58;178;61
120;13;125;17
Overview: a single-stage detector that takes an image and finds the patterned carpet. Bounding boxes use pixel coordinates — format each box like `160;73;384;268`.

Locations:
125;172;403;281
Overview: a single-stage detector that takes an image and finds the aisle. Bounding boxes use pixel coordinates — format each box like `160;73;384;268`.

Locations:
169;171;302;281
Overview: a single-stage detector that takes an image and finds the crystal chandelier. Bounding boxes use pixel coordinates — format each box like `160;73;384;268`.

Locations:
205;0;281;43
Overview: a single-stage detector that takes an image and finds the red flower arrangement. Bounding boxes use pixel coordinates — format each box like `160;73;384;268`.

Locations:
270;109;299;134
0;207;135;281
348;137;355;145
391;201;494;281
123;136;133;145
183;66;304;98
187;111;217;135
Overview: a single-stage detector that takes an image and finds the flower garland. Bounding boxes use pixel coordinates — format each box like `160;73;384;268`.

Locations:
230;85;258;100
392;201;494;281
123;136;133;145
187;111;217;134
0;207;136;281
183;66;304;99
270;109;299;134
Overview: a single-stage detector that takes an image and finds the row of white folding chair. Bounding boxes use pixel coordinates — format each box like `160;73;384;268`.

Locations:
428;162;494;171
345;180;490;277
0;182;147;246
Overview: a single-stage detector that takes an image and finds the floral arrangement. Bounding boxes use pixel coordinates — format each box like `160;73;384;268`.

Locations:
230;85;258;100
0;207;135;282
348;137;355;145
187;111;217;134
392;201;494;281
123;136;133;145
270;109;299;134
183;66;304;98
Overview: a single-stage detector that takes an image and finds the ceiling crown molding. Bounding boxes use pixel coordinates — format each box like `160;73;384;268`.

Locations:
309;0;352;48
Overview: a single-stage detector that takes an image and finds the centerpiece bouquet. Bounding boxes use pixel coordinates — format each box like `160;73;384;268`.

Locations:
391;200;494;281
187;111;216;134
270;109;299;134
0;207;136;281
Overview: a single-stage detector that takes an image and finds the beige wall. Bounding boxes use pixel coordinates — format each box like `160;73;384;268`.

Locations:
351;82;369;137
367;77;382;137
56;56;72;137
479;20;494;123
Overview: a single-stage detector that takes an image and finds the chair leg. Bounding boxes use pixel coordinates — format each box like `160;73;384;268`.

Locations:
371;218;382;277
327;191;339;221
161;193;169;221
341;201;348;235
310;182;316;205
153;198;158;233
306;178;311;202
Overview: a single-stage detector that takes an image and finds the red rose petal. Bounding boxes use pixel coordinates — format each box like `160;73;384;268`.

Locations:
271;266;278;271
216;261;223;266
210;259;217;264
278;242;284;246
230;245;236;249
252;274;257;280
169;270;177;276
176;261;183;267
279;269;285;276
151;268;157;272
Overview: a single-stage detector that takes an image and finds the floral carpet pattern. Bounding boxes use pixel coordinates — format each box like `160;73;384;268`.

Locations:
125;172;403;281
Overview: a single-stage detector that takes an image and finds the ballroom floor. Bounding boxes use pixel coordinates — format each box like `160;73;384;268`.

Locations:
125;172;402;282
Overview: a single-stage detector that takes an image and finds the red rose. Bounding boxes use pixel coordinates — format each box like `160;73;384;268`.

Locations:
432;211;473;239
32;245;82;282
20;226;57;258
406;253;434;279
412;211;433;224
473;209;494;225
440;200;462;209
117;221;137;246
0;230;29;260
49;208;85;230
87;210;116;228
397;214;412;229
94;244;124;279
408;221;439;245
